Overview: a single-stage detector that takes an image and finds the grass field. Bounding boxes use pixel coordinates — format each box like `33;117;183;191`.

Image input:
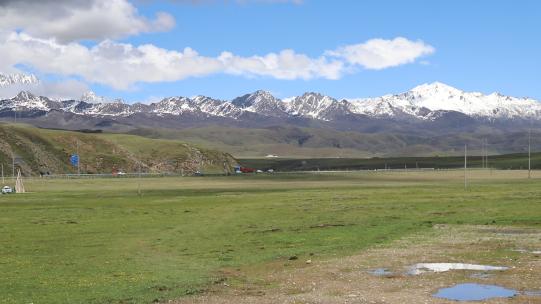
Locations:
1;171;540;303
239;152;541;171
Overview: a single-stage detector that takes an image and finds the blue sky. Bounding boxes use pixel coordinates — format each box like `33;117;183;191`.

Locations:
1;0;540;102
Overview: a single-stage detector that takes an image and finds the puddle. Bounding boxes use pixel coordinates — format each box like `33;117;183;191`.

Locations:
434;283;517;301
369;268;394;276
408;263;508;275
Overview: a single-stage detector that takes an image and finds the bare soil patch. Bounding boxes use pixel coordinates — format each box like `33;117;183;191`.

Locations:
173;225;541;304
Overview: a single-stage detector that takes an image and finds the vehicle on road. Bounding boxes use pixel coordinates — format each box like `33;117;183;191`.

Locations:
2;186;13;194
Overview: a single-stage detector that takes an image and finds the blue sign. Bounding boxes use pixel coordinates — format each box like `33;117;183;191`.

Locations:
70;154;79;167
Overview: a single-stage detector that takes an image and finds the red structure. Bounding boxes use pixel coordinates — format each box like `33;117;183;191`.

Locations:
240;167;255;173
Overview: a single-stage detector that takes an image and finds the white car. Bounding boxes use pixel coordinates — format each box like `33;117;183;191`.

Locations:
2;186;13;194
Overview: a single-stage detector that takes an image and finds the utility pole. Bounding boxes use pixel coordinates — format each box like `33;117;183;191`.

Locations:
464;144;467;190
1;164;4;184
528;129;531;179
12;153;15;178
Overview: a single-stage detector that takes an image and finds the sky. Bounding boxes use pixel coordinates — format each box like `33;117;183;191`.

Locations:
0;0;540;102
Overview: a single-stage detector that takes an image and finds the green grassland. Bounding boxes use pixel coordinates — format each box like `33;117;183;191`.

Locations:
0;123;236;176
1;171;540;303
239;152;541;171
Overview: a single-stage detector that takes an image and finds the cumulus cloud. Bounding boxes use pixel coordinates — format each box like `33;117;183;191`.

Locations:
218;50;343;80
0;0;175;42
0;32;434;90
326;37;435;70
0;32;346;89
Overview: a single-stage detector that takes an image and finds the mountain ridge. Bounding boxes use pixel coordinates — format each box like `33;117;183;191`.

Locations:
2;82;540;123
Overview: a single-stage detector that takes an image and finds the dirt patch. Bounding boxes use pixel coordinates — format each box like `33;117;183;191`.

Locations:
172;225;541;304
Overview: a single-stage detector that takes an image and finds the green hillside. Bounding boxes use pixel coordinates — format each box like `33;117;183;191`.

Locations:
0;123;237;176
127;125;539;158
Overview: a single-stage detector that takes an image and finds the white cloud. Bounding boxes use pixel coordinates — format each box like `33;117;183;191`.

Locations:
0;0;175;43
326;37;435;70
218;49;344;80
0;33;225;89
0;32;434;90
0;32;346;89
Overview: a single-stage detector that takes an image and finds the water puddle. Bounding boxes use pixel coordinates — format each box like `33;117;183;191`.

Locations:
369;268;394;276
434;283;541;301
434;283;517;301
408;263;508;275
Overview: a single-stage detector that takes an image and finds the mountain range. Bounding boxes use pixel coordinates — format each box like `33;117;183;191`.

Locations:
1;82;540;122
1;82;540;157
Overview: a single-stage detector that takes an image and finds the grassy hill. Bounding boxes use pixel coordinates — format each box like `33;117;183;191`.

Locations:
127;125;539;158
0;123;237;176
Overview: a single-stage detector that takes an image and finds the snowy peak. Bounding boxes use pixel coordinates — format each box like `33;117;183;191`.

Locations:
1;83;541;122
232;90;287;117
150;97;196;115
14;91;37;101
3;91;56;111
348;82;541;120
81;91;124;104
0;73;39;87
81;91;107;103
232;90;275;108
409;82;463;96
81;91;106;103
286;92;342;120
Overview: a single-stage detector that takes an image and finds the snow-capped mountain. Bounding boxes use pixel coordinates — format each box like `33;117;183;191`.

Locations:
80;91;108;104
0;73;39;87
232;90;288;117
347;82;541;120
81;91;125;105
6;91;58;111
1;82;540;124
285;93;351;121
